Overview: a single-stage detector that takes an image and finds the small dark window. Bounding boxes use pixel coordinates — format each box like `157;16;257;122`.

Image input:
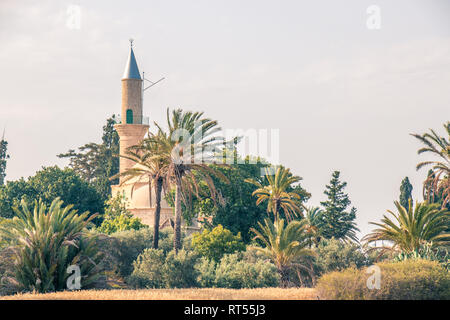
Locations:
126;109;133;124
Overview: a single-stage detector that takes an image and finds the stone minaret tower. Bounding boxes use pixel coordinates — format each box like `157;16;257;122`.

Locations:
115;41;149;181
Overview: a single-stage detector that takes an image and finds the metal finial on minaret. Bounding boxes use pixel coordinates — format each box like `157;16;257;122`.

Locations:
129;38;134;48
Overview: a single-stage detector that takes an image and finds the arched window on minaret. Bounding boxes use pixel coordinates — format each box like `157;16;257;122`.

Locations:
126;109;133;124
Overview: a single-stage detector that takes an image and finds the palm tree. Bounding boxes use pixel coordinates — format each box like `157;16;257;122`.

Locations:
111;132;170;249
411;122;450;208
246;166;303;222
153;108;229;252
303;206;325;246
250;218;315;286
0;198;102;293
363;200;450;254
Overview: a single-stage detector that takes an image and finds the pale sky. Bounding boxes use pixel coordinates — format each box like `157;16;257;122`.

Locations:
1;0;449;238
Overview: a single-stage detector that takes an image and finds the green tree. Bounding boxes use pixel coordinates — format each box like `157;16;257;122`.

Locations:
0;133;9;185
363;200;450;254
250;218;315;286
207;159;272;243
399;176;413;209
58;115;120;201
0;166;103;222
191;225;245;261
320;171;359;242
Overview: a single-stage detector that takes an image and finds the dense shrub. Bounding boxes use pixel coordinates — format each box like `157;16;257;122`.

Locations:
163;249;200;288
127;248;165;288
129;246;280;289
196;251;279;289
191;225;245;261
314;238;372;275
196;257;217;288
0;248;16;296
317;259;450;300
101;228;156;277
128;249;199;288
214;253;280;288
98;226;192;278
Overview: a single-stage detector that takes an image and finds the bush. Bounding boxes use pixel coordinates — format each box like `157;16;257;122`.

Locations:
102;228;156;277
213;252;280;289
163;249;199;288
196;257;217;288
97;194;147;235
127;248;165;288
128;249;199;288
314;238;371;275
97;214;146;235
101;225;194;278
316;259;450;300
0;248;17;296
192;225;245;261
129;247;280;289
103;193;130;218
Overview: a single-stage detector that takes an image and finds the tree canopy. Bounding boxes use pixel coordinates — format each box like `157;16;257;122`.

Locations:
0;166;103;222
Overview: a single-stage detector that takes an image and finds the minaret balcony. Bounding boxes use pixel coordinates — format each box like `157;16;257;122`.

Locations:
117;115;149;125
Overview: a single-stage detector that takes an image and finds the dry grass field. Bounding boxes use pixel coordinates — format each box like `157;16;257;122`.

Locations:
1;288;318;300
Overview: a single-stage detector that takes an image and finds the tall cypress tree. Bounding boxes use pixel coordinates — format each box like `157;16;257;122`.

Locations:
399;176;413;208
0;133;9;185
320;171;359;241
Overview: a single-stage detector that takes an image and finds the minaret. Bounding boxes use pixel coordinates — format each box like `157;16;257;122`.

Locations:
115;40;149;181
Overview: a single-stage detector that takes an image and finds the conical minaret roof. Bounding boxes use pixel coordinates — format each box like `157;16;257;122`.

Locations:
122;41;141;80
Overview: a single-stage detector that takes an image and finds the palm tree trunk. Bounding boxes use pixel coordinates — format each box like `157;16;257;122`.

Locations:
273;201;279;222
174;177;182;253
279;266;290;288
153;177;163;249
